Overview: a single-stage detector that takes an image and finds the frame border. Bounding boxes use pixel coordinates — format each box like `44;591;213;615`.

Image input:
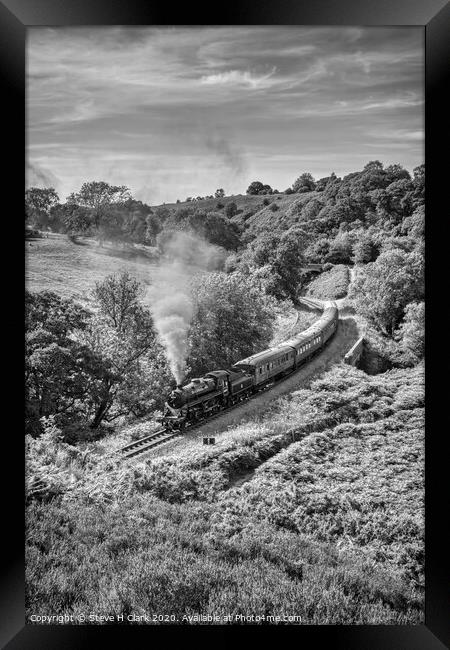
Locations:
2;0;449;646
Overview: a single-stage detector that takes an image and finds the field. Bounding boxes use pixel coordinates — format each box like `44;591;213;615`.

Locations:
26;233;158;305
26;363;424;624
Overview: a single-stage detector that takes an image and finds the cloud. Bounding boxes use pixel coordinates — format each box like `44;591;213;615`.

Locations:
26;26;424;202
200;67;277;88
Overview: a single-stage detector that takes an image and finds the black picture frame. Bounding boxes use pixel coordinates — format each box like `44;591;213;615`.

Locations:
2;0;448;646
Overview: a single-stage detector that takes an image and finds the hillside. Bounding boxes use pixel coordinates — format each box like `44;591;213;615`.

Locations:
25;160;425;624
26;233;158;304
26;363;424;624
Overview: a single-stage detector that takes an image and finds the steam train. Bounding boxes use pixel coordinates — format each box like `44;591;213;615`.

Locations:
159;301;338;431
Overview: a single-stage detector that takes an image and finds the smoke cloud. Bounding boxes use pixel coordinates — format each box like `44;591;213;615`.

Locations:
26;162;62;194
205;133;247;178
146;230;226;384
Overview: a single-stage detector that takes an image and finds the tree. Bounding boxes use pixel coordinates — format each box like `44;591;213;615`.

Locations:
187;272;276;376
292;173;316;193
401;205;424;240
47;203;69;233
25;187;59;229
248;229;306;300
352;234;379;264
397;301;424;361
204;213;241;250
246;181;265;195
85;272;170;428
412;164;425;207
270;228;307;300
301;198;324;221
325;232;354;264
67;181;131;232
215;188;225;198
349;249;424;336
225;201;238;218
315;176;332;192
62;203;94;237
119;199;152;244
25;291;111;437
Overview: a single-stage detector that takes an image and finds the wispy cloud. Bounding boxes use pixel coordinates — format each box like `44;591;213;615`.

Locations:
200;67;277;88
26;26;424;203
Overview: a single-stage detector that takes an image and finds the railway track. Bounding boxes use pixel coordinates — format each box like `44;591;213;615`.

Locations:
118;343;327;461
119;428;181;458
119;393;257;460
299;295;325;310
118;300;339;461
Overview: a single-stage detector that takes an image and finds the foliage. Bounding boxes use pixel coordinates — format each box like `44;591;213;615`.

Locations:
26;365;424;624
352;234;380;264
244;228;307;300
306;265;350;300
396;301;424;363
187;272;277;376
84;272;171;427
25;272;172;438
225;201;238;218
349;249;424;335
164;207;240;251
25;291;110;437
246;181;273;195
25;187;59;229
292;172;316;193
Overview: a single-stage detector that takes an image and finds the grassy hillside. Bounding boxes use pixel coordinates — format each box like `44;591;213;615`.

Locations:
306;264;350;300
26;233;158;304
26;363;424;624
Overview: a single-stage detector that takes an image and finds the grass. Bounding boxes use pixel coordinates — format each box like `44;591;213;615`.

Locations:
26;233;158;305
306;264;350;300
26;363;424;624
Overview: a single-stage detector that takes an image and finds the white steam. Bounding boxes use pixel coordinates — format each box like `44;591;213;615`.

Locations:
146;231;225;384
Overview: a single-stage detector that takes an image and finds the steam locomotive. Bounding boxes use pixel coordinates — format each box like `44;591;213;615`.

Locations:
160;301;338;431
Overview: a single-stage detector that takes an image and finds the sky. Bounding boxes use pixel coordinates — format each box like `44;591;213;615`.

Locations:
26;26;424;205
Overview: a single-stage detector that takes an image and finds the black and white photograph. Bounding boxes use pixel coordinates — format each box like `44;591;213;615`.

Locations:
25;25;426;626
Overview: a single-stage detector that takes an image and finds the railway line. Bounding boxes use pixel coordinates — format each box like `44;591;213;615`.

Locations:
119;383;272;459
118;300;336;461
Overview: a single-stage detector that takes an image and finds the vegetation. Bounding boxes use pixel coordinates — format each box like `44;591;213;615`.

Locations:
25;274;173;439
26;364;424;624
25;159;425;623
25;187;59;229
349;249;424;336
306;264;350;300
26;269;279;440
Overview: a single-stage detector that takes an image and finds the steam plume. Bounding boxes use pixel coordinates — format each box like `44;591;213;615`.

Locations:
146;231;225;384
